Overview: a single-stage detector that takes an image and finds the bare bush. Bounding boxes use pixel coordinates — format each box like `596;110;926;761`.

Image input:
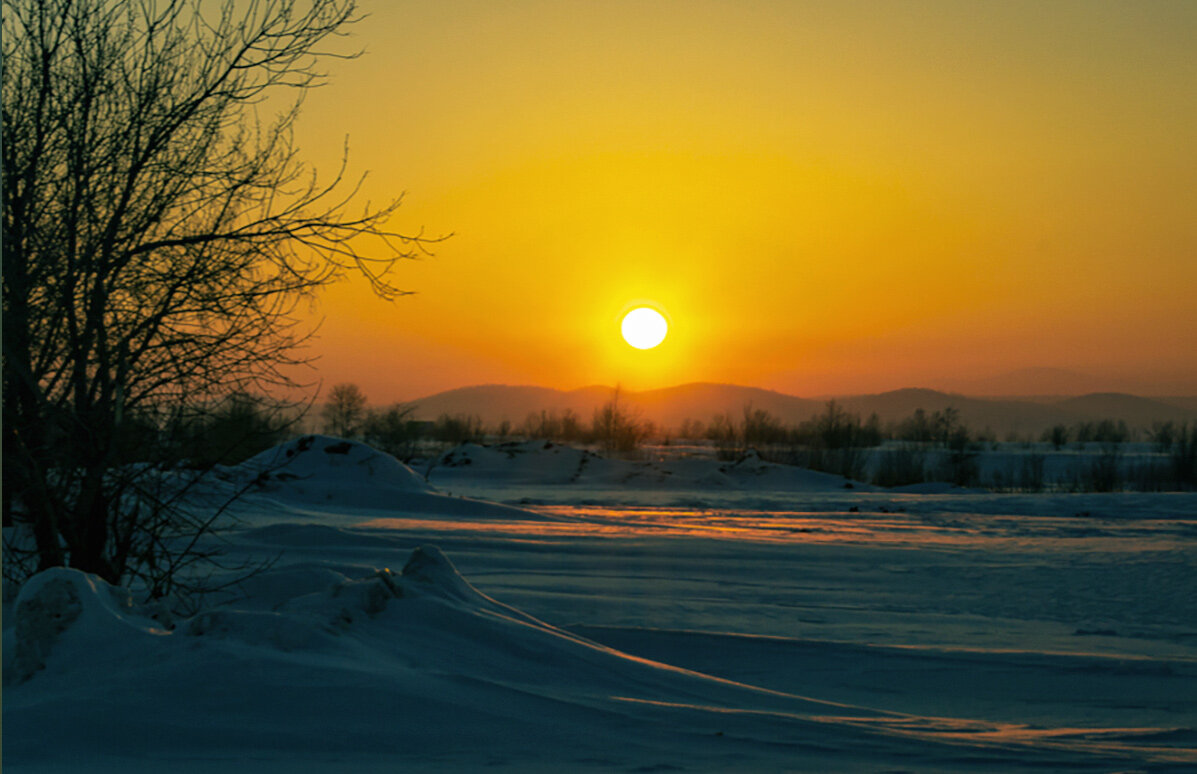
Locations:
591;389;647;454
362;404;423;462
2;0;435;590
433;414;484;445
322;383;368;438
872;444;928;488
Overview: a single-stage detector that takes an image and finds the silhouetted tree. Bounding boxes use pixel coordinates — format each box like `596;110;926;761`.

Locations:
741;406;786;447
591;388;647;453
931;406;961;446
706;412;738;459
678;418;705;441
433;414;484;444
938;424;979;487
897;409;935;443
179;392;291;468
1150;421;1177;453
523;410;562;440
1043;424;1070;450
363;404;423;462
2;0;436;588
1171;424;1197;487
322;383;368;438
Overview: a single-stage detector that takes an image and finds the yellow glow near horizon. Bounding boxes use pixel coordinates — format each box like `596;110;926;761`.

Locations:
621;307;668;350
291;1;1197;401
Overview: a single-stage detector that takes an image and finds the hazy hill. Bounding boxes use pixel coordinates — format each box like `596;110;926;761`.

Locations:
407;383;822;428
1056;393;1196;428
404;383;1197;436
626;383;823;428
932;367;1112;396
835;389;1068;435
405;385;589;421
932;367;1197;398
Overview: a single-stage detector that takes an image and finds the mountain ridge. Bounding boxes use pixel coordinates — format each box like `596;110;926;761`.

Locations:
401;383;1197;435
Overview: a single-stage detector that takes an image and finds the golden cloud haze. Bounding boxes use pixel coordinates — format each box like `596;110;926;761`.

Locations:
293;0;1196;400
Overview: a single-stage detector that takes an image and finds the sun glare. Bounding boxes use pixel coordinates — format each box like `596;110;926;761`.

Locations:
621;307;668;350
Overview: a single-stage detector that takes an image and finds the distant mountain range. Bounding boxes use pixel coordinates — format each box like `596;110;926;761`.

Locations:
927;367;1197;397
404;382;1197;436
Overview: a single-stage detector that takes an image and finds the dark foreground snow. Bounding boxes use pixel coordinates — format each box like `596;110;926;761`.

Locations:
4;439;1195;772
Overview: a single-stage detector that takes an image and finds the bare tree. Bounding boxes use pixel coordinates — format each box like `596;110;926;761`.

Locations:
591;388;647;454
362;403;422;462
321;383;367;437
2;0;440;587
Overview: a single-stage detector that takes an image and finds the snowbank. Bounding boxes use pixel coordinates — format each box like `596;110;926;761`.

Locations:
6;536;1193;772
225;435;543;520
236;434;432;492
5;568;170;684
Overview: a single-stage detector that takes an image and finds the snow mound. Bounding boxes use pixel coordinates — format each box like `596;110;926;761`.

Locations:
6;569;168;684
397;544;540;627
237;435;432;492
8;544;1190;771
187;568;406;650
224;436;551;521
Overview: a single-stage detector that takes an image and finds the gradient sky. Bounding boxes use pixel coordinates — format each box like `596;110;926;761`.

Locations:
290;0;1196;401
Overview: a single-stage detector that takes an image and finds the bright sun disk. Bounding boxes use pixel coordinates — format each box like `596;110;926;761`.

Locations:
621;307;668;349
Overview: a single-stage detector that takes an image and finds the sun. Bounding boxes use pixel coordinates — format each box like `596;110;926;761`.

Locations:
621;307;668;349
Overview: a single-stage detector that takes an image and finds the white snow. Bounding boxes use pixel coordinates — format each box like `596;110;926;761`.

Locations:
4;438;1195;772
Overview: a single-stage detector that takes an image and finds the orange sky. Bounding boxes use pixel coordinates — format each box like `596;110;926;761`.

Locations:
290;0;1196;401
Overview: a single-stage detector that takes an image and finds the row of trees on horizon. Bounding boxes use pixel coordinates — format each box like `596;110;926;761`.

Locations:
316;383;1197;492
319;383;1191;452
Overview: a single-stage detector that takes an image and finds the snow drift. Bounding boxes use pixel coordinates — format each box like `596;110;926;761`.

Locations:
224;435;544;521
7;546;1192;772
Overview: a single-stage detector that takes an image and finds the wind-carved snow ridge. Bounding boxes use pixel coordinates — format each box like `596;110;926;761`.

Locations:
3;546;551;678
6;540;1196;771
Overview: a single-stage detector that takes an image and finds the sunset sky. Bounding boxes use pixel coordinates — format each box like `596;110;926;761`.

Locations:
291;0;1196;401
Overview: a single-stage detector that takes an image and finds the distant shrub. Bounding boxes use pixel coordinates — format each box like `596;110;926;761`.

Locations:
560;410;584;443
1018;452;1046;492
169;393;291;468
892;405;964;447
591;390;648;454
741;406;787;448
1094;419;1130;444
937;425;980;487
363;404;424;462
993;451;1046;492
1150;421;1177;453
872;444;928;488
706;413;739;460
433;413;485;445
1082;442;1124;492
1042;424;1070;450
1171;423;1197;487
523;410;562;440
802;446;869;480
678;418;706;441
895;409;935;444
322;383;368;438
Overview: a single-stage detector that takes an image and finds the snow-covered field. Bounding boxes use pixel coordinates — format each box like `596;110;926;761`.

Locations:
5;437;1196;772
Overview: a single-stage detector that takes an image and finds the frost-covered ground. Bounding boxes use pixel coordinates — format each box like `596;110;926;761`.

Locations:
4;437;1196;772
